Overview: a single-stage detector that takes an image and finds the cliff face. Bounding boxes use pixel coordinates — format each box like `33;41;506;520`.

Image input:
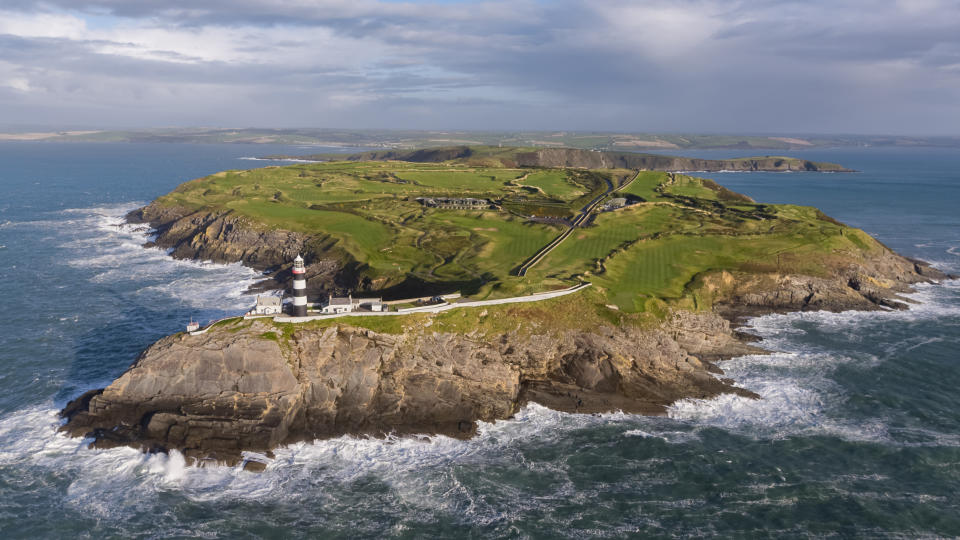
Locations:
510;149;851;172
708;248;950;320
128;203;347;294
61;311;761;466
128;204;308;271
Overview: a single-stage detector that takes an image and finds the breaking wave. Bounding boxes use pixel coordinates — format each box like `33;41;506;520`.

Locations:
668;279;960;446
0;401;675;521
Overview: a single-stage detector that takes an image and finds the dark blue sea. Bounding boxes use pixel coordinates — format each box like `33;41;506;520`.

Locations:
0;143;958;538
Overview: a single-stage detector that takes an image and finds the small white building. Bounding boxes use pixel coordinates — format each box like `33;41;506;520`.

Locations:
253;295;282;315
321;295;355;314
186;320;200;332
355;297;386;312
320;294;386;314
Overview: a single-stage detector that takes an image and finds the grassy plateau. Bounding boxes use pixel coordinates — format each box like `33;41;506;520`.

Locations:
154;149;880;318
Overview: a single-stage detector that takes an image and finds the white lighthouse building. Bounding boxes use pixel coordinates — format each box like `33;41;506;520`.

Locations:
292;254;308;317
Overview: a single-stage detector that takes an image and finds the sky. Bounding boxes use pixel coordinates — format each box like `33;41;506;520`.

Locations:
0;0;958;134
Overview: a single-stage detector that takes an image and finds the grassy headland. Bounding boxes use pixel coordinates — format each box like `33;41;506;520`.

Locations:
144;145;885;317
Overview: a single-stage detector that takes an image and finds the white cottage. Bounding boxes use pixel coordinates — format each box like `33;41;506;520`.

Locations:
253;295;282;315
321;295;354;314
355;297;386;312
320;294;386;314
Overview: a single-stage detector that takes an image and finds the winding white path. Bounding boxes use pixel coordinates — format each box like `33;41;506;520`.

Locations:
189;282;591;334
269;282;592;324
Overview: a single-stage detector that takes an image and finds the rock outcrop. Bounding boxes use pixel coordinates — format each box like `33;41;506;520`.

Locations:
711;248;951;321
61;311;761;466
511;149;851;172
128;203;346;295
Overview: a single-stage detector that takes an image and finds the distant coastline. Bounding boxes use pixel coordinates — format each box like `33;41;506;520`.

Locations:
3;127;960;151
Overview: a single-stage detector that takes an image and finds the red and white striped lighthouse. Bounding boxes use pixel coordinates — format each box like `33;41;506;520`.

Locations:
292;254;307;317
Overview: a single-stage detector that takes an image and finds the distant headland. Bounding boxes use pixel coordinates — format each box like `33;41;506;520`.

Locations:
261;145;856;173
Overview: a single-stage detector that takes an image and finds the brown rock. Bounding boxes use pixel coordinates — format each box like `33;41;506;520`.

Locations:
60;312;757;465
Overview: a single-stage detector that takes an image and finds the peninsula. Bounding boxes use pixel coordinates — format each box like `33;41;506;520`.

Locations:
61;146;949;468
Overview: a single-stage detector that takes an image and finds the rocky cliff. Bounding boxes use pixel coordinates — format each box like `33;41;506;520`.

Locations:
127;203;348;295
511;148;851;172
709;249;951;320
61;310;762;467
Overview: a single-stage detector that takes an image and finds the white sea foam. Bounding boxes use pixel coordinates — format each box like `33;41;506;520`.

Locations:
623;429;660;438
53;203;263;312
4;290;955;516
765;282;959;333
238;157;322;163
668;279;960;444
0;401;670;517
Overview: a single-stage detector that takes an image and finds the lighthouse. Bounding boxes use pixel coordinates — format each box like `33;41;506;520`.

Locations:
292;254;308;317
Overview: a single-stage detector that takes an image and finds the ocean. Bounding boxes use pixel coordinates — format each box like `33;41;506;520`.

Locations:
0;143;957;537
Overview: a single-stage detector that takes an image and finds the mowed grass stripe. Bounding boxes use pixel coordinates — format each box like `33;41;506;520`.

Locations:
620;171;670;200
596;233;830;310
520;170;584;200
424;211;559;276
395;169;524;192
230;201;395;260
528;205;685;279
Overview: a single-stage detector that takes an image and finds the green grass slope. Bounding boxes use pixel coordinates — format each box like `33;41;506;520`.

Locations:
153;156;879;315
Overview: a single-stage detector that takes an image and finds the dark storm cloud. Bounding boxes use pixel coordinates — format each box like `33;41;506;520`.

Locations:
0;0;958;133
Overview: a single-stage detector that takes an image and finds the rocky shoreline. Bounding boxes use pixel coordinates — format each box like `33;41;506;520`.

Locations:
126;203;343;296
61;311;765;468
60;204;954;469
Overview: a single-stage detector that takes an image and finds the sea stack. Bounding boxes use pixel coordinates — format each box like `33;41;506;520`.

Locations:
292;254;307;317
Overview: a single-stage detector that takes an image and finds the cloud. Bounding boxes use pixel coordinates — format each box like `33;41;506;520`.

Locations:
0;0;958;133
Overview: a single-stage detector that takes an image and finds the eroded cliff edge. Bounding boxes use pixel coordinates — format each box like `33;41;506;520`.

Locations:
126;203;348;296
61;310;762;466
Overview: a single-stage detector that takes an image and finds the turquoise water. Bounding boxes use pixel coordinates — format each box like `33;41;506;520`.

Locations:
0;143;958;537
